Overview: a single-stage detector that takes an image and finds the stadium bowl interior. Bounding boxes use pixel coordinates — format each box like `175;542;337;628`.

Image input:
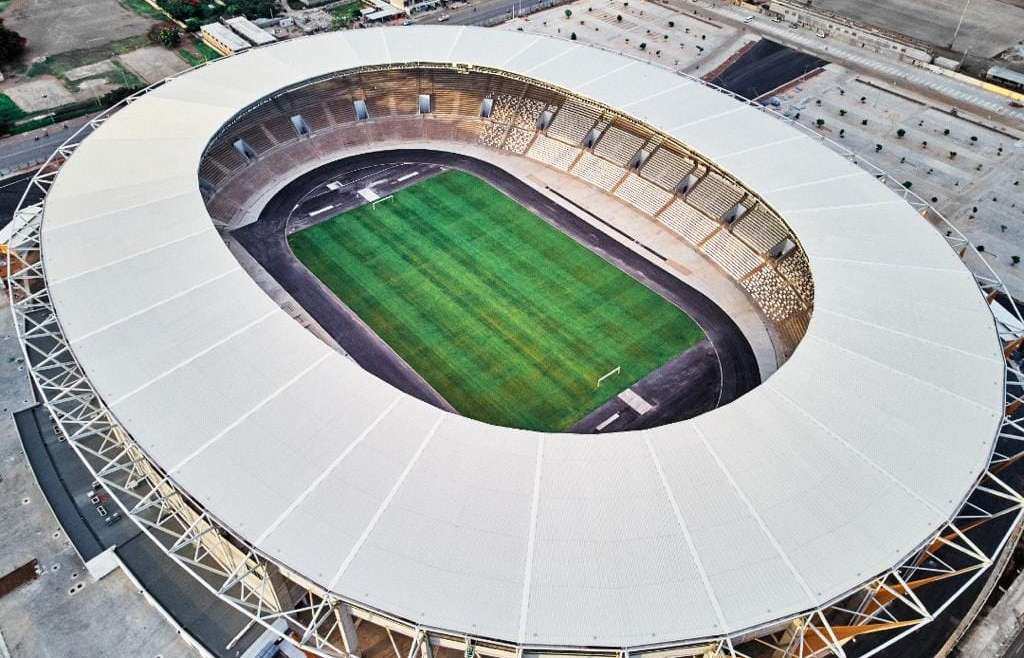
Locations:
25;26;1009;658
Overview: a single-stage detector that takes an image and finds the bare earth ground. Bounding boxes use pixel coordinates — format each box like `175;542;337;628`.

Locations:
3;0;155;61
809;0;1024;58
3;76;74;111
118;46;190;85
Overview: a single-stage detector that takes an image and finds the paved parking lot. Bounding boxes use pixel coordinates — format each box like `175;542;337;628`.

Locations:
810;0;1024;59
0;299;196;658
775;66;1024;297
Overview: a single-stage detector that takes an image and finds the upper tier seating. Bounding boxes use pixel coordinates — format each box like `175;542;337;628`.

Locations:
614;174;674;216
572;152;627;192
594;126;645;166
700;229;763;279
547;99;601;145
742;266;805;322
504;127;536;155
479;122;509;149
656;198;720;245
527;133;581;170
686;171;745;219
731;205;790;254
640;147;694;191
777;249;814;303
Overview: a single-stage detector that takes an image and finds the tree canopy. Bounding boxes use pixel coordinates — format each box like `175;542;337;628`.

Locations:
0;19;27;65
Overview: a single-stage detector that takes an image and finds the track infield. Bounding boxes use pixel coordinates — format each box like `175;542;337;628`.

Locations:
287;169;706;431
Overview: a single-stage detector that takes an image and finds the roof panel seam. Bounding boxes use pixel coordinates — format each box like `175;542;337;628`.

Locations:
445;26;466;61
765;383;946;519
164;351;333;474
523;42;579;74
782;199;907;215
691;422;819;605
47;226;216;286
808;333;999;414
815;307;1003;363
254;393;405;544
643;436;727;634
572;60;637;93
517;437;543;643
328;412;447;588
807;254;965;273
43;190;198;233
618;78;693;109
65;267;241;343
765;170;862;194
500;34;545;67
667;106;745;132
717;135;806;160
107;308;280;406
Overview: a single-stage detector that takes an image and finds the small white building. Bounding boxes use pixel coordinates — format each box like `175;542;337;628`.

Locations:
226;16;278;47
200;22;251;56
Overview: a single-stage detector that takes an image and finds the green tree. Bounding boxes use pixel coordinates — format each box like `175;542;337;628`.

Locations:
896;128;906;138
0;19;27;64
570;32;577;40
565;8;572;18
163;0;198;19
161;27;182;48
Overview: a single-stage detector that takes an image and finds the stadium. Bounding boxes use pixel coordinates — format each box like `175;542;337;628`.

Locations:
6;25;1024;658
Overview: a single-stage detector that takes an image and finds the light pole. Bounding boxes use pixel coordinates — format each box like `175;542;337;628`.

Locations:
950;0;971;50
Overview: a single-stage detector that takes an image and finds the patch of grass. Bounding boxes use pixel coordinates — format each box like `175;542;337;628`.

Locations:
178;37;222;67
26;35;149;79
176;47;203;68
331;0;362;28
0;93;26;125
288;170;705;431
118;0;166;20
194;40;221;61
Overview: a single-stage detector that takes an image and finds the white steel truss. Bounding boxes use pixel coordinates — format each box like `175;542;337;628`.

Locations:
6;58;1024;658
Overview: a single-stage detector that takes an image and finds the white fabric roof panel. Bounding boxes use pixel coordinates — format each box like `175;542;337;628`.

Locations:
39;27;1003;648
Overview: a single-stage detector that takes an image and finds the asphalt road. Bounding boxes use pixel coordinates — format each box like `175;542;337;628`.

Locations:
232;149;759;432
0;120;86;174
412;0;559;26
0;170;42;230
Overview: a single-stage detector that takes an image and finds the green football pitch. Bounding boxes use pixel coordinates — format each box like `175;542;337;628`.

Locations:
288;169;706;431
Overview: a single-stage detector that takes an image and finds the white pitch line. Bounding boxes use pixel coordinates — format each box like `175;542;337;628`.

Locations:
308;205;334;217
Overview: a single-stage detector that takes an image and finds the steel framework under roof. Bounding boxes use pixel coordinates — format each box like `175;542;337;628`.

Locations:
8;26;1023;658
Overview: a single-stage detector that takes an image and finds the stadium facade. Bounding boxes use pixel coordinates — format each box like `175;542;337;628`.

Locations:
7;26;1024;658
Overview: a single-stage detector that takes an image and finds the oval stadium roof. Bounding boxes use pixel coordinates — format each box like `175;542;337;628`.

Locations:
38;27;1004;648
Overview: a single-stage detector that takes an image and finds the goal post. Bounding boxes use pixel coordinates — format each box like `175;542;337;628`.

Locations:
372;195;394;209
595;366;621;389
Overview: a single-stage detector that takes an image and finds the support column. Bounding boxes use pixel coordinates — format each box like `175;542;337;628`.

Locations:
336;604;361;657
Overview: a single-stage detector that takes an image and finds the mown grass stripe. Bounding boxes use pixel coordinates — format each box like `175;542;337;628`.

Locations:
289;169;705;431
